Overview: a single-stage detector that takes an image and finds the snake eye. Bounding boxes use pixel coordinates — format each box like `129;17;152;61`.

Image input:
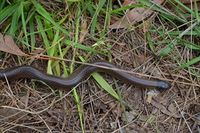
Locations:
158;81;171;90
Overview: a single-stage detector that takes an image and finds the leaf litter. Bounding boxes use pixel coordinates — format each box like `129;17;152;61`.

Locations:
110;0;165;29
0;33;27;56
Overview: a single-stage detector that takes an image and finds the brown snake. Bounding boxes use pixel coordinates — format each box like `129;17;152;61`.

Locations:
0;61;171;91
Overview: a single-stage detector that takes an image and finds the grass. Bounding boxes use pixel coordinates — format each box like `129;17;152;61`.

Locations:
146;0;200;79
0;0;200;132
0;0;120;132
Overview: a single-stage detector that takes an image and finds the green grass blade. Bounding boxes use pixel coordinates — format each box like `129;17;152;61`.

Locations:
90;0;106;34
194;0;200;22
45;20;54;40
139;0;187;23
65;40;100;53
100;0;112;37
49;30;60;75
8;5;21;36
29;16;36;51
146;32;155;53
173;0;194;16
79;56;120;100
67;0;81;2
111;4;143;14
159;22;198;56
36;16;53;74
180;56;200;68
31;0;69;36
0;2;20;23
0;0;6;10
72;89;85;133
92;73;120;100
178;38;200;51
58;43;68;77
151;29;200;37
36;16;50;49
159;40;176;57
20;2;29;48
82;0;95;17
72;6;85;133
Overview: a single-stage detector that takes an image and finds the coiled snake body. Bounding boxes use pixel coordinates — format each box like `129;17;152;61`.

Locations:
0;61;171;91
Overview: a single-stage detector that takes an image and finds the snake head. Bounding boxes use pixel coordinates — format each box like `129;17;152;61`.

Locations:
157;81;171;91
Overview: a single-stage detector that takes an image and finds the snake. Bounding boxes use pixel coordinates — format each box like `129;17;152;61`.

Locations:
0;61;171;91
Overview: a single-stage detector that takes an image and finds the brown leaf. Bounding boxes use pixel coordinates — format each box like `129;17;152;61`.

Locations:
110;0;165;29
0;33;27;56
168;103;178;114
79;19;88;43
122;0;137;6
31;47;44;54
0;107;26;123
151;99;181;118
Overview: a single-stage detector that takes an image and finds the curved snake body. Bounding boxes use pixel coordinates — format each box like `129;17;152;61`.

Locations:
0;61;171;91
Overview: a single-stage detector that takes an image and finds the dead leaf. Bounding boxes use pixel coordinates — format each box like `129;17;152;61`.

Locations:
32;47;44;54
79;19;88;43
168;103;178;114
0;107;26;122
147;90;160;103
123;0;137;6
0;33;27;56
121;110;137;123
110;0;165;29
151;99;181;118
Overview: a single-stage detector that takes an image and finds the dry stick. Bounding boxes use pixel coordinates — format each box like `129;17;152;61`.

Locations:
30;54;200;88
